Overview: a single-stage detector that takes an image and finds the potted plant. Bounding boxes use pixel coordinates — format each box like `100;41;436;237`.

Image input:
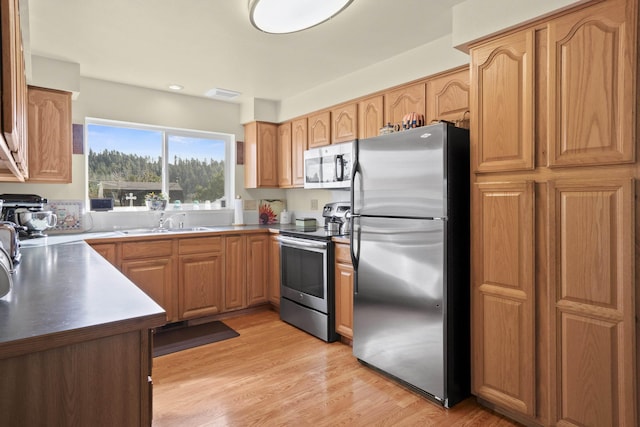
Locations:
145;192;168;211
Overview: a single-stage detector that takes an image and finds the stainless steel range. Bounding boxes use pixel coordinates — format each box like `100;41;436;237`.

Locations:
278;202;350;342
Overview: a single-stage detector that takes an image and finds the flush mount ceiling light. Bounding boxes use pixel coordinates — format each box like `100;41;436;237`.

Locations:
248;0;353;34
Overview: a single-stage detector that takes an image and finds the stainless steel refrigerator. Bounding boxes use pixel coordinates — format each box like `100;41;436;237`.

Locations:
349;122;470;408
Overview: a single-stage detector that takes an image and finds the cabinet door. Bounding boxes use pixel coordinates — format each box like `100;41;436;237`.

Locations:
291;118;307;187
27;87;72;183
472;181;535;416
243;122;278;188
358;95;384;140
426;68;470;126
246;234;268;306
548;179;635;427
224;235;246;311
308;110;331;148
547;1;634;167
331;103;357;144
90;243;119;267
122;258;173;322
334;243;353;339
471;30;534;173
268;234;280;306
179;252;223;319
0;0;26;180
384;82;425;129
277;122;293;188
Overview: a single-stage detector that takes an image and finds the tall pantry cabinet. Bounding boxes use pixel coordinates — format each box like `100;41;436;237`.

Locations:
469;0;637;426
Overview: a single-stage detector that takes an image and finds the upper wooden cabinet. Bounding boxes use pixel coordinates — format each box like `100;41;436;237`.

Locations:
331;103;357;144
469;1;638;426
384;82;425;129
426;68;470;126
277;122;293;188
244;121;278;188
27;87;72;183
547;1;635;167
358;95;384;140
0;0;27;181
471;30;535;173
291;118;307;187
307;110;331;148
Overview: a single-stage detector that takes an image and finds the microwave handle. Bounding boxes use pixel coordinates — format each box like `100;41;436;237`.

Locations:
335;154;344;181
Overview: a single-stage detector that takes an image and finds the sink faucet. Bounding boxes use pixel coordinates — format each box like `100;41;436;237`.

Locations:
158;212;186;229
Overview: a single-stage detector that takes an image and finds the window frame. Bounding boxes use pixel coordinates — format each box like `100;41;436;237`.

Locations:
84;117;236;211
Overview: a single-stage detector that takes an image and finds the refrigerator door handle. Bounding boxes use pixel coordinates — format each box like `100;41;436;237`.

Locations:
350;139;360;215
349;215;360;278
335;154;344;181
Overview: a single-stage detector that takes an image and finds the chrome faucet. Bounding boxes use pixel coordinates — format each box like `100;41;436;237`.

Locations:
158;212;186;229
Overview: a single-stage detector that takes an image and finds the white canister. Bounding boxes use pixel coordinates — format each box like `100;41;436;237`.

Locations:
280;210;291;224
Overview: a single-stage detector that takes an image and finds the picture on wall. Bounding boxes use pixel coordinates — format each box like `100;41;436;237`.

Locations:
258;199;284;224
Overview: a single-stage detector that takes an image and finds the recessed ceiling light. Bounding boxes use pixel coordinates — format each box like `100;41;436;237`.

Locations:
248;0;353;34
168;84;184;91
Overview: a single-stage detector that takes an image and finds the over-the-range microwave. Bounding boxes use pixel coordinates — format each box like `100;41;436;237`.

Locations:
303;141;353;189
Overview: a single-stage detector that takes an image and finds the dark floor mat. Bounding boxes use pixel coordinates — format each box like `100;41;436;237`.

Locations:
153;321;239;357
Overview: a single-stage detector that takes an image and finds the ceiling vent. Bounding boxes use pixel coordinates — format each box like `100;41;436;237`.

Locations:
205;88;241;99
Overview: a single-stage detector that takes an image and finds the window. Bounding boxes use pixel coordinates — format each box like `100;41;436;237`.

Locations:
86;118;235;209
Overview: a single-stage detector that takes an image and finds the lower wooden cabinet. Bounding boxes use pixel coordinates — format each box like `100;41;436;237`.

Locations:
334;242;353;340
224;234;269;312
472;181;535;417
224;235;247;311
122;257;174;322
89;232;272;323
178;236;223;319
89;242;118;267
0;329;154;426
472;178;636;426
246;234;269;306
268;234;280;306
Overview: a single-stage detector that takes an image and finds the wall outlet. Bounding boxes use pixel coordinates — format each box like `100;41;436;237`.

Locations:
310;199;318;210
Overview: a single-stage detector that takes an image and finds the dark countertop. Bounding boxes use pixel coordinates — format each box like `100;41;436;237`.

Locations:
0;240;166;359
0;223;333;359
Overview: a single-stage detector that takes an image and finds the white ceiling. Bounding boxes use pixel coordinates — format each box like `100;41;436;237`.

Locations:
27;0;468;104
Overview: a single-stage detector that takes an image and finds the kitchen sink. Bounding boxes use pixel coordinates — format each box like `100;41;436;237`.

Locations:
116;226;216;235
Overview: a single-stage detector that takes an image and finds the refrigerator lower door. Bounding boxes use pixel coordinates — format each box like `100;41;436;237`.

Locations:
353;216;445;400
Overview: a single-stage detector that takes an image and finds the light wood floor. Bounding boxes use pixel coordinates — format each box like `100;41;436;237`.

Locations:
152;309;520;426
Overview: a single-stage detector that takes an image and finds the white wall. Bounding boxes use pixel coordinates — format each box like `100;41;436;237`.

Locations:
0;77;247;202
278;34;470;122
3;0;587;223
451;0;588;50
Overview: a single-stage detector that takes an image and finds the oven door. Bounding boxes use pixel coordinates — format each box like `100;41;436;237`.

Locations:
278;236;328;313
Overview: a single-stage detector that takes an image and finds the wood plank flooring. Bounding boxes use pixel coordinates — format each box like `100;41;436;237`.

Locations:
152;309;520;426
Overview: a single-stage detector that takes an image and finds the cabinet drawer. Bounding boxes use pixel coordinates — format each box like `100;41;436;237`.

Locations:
334;243;351;264
179;236;222;255
122;240;172;259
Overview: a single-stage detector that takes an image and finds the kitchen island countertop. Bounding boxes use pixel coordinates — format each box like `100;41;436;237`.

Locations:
0;240;166;359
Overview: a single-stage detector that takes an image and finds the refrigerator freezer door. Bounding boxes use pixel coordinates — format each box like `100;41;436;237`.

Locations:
353;216;445;399
353;124;446;218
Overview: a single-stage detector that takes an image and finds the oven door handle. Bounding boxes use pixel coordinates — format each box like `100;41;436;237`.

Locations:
277;236;328;250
